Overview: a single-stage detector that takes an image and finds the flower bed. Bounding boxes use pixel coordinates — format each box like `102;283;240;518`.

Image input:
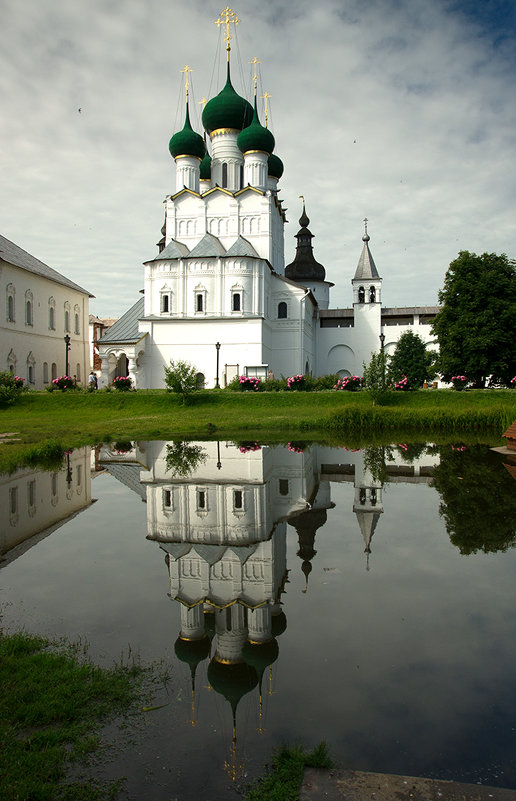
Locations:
334;375;361;391
113;376;133;391
238;376;261;391
287;375;305;390
52;376;75;391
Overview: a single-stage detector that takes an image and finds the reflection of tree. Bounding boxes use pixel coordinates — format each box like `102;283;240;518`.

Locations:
165;440;207;478
363;446;390;485
432;446;516;554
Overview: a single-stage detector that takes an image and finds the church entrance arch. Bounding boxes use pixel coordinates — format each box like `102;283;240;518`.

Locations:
327;344;355;377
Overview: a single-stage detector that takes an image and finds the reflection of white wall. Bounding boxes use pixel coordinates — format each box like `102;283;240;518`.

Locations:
0;448;93;564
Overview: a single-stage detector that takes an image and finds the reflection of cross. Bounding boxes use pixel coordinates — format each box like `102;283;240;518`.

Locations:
262;91;271;127
181;64;193;101
249;56;261;95
363;217;368;236
215;6;240;60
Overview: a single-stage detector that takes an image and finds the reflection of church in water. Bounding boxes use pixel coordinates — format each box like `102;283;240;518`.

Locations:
97;439;436;767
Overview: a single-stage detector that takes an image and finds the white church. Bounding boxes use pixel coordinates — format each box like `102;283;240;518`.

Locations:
98;9;438;389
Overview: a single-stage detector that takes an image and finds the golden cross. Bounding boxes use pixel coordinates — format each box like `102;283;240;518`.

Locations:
363;217;368;235
262;91;272;127
180;64;193;101
249;56;261;95
198;97;208;109
215;6;240;61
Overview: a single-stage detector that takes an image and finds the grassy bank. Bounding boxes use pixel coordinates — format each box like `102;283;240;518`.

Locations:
1;388;515;473
0;630;145;801
244;742;333;801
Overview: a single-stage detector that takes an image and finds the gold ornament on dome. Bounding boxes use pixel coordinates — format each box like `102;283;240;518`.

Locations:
215;6;240;60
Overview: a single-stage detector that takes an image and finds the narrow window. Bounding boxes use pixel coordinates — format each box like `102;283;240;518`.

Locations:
162;294;169;313
369;286;376;303
51;473;58;496
26;300;32;326
240;164;244;189
197;489;206;510
76;465;82;486
28;480;36;508
7;294;14;322
196;293;204;312
232;293;241;312
226;607;232;631
43;362;49;383
358;286;365;304
64;310;70;332
27;364;34;384
234;489;243;509
279;479;289;496
51;363;57;380
278;301;287;319
163;489;172;508
9;487;17;515
74;313;80;334
76;363;81;382
222;163;228;188
49;306;55;330
359;488;366;505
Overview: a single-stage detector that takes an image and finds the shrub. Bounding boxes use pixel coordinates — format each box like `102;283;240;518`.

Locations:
52;375;75;391
287;374;305;390
334;375;362;391
0;372;27;407
451;375;469;391
393;375;410;391
112;376;133;391
164;360;199;403
238;376;261;391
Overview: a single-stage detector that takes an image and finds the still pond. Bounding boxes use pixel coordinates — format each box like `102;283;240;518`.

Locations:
1;439;516;800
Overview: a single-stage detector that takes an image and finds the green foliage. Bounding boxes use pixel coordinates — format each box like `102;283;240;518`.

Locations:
0;371;27;407
432;251;516;387
165;440;207;477
387;331;436;389
431;445;516;554
0;630;144;801
163;359;199;403
362;351;388;405
244;742;333;801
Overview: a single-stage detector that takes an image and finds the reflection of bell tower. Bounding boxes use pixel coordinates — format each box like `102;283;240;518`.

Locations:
288;508;327;592
353;452;384;570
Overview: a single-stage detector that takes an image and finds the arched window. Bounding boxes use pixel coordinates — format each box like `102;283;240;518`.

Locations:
359;488;366;505
240;164;244;189
222;163;228;188
195;372;205;389
74;305;80;334
43;362;49;384
6;284;15;322
64;309;70;333
26;352;35;385
48;298;56;330
369;286;376;303
76;363;81;382
7;349;16;374
358;286;365;304
196;294;203;312
278;301;287;319
25;291;33;326
51;362;57;380
232;292;241;312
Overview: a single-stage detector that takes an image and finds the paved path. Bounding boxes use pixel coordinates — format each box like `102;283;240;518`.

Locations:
300;769;516;801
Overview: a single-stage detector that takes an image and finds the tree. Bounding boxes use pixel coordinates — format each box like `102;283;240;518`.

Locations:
387;331;436;389
164;360;199;404
165;440;207;478
432;251;516;387
362;350;387;405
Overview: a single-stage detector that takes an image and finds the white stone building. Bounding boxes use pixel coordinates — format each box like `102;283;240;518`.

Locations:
98;25;438;389
1;235;93;388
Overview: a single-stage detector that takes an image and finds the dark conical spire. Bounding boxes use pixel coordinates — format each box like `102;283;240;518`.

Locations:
354;218;380;281
285;200;326;282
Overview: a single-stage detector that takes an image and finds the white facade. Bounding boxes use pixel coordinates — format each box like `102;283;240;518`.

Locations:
97;46;438;388
1;236;92;388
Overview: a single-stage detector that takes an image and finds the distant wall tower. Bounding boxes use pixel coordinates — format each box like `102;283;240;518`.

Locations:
352;220;383;367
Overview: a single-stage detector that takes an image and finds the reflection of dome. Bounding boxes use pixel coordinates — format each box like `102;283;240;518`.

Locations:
242;639;279;681
208;658;258;716
271;611;287;638
289;508;327;590
202;64;253;134
174;635;211;677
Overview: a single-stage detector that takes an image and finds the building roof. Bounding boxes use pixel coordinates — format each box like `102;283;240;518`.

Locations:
98;297;144;344
147;238;190;261
353;235;380;281
187;232;227;258
225;236;259;258
382;306;440;316
0;234;93;296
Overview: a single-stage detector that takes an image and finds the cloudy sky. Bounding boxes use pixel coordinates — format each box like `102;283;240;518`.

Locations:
2;0;515;317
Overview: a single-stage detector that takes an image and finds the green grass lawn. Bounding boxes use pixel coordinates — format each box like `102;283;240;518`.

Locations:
1;388;515;473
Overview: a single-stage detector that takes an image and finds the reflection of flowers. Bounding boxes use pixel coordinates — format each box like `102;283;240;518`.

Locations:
394;375;409;391
114;440;133;454
238;441;261;453
288;442;307;454
451;445;467;451
511;376;516;386
451;375;468;390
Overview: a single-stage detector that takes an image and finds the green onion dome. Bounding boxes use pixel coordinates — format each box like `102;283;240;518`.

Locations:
268;153;284;179
169;103;206;160
202;63;253;135
271;611;287;638
242;639;279;680
207;658;258;716
174;635;211;675
237;99;275;155
199;151;212;179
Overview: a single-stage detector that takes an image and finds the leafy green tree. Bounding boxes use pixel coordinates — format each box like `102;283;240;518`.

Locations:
432;251;516;387
164;360;199;404
362;351;387;405
387;331;436;389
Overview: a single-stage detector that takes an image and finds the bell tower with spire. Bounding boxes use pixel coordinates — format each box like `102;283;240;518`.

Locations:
285;200;334;309
352;219;383;366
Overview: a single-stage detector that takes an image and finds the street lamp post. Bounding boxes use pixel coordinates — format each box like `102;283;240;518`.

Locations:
64;335;71;377
379;332;386;390
215;342;221;388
